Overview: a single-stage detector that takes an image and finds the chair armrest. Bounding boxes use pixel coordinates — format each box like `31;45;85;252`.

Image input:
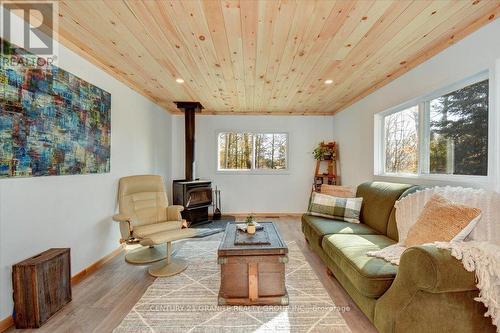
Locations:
112;214;134;241
398;245;477;293
166;205;184;221
112;214;131;223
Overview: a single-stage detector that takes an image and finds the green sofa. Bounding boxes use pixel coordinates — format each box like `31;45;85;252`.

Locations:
302;181;494;333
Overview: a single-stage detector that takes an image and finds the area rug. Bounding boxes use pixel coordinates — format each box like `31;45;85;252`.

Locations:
190;217;236;238
114;234;351;333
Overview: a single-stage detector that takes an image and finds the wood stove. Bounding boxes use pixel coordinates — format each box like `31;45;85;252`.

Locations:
173;180;212;224
172;101;213;225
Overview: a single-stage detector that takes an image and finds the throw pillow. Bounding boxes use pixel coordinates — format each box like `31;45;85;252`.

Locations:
405;194;481;247
308;192;363;223
320;185;356;198
452;214;481;242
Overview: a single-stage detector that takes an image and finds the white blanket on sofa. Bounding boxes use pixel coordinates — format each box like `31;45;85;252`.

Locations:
367;186;500;264
435;240;500;332
366;187;500;331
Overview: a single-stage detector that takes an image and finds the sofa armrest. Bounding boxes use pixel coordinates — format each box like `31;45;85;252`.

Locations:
398;245;477;293
166;205;184;221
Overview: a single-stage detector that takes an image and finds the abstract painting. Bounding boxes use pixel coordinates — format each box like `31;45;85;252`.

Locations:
0;38;111;178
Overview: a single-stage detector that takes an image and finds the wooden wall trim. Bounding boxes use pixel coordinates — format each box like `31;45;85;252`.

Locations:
0;317;13;333
0;245;124;332
70;246;124;285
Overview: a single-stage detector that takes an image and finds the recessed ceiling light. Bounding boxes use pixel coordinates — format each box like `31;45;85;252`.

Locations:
176;78;184;84
324;79;333;85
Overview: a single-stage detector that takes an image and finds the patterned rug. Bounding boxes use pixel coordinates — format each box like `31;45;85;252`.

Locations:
114;234;351;333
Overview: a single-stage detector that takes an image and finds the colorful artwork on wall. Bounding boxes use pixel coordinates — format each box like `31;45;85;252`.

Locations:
0;38;111;178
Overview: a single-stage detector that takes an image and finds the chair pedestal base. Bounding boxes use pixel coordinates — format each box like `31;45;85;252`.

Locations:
148;258;188;277
125;244;167;264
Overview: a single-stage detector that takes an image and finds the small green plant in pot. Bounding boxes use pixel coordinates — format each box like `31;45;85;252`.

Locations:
312;142;334;160
313;144;331;161
245;214;256;234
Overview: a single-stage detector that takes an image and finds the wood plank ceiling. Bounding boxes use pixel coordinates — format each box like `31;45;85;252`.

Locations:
52;0;500;115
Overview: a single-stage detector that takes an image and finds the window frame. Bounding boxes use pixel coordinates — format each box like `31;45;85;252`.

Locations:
374;71;492;186
216;130;290;174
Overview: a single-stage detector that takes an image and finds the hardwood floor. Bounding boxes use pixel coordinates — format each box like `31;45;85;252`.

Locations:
7;218;376;333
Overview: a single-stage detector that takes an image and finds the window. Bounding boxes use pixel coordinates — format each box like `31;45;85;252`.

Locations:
376;74;489;178
217;132;253;170
384;106;419;174
254;133;288;169
217;132;288;171
429;80;488;176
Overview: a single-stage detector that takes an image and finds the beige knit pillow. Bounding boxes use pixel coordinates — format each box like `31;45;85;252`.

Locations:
320;185;356;198
404;194;481;247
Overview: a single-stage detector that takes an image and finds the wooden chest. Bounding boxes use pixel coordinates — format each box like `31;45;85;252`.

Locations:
12;248;71;328
217;222;288;305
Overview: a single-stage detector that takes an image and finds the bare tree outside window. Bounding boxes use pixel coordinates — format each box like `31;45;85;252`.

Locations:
218;132;288;171
255;133;288;169
384;106;419;174
218;132;253;170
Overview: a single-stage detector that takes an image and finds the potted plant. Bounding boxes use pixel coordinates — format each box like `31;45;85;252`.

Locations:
312;142;334;160
245;214;256;234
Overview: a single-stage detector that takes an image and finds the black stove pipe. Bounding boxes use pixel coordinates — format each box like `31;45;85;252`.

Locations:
174;101;203;181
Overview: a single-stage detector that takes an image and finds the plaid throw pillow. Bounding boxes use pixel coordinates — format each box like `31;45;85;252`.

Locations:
308;192;363;223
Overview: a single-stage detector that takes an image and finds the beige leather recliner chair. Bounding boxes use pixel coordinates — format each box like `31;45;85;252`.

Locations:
113;175;200;277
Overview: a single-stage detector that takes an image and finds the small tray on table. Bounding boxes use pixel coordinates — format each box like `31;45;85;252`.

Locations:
234;227;270;245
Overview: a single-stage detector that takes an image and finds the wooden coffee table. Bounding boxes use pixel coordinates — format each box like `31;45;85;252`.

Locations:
217;222;289;306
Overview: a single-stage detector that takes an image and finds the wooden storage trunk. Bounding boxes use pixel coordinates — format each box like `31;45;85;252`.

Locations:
218;222;288;305
12;248;71;328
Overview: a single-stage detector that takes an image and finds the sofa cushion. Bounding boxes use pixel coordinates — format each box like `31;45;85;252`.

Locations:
302;214;379;248
322;234;398;298
356;182;416;237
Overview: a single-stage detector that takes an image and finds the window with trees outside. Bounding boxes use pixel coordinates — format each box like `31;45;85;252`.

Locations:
217;132;288;171
378;75;489;178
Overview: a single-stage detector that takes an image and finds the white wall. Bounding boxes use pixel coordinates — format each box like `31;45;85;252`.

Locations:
332;19;500;191
0;18;172;319
171;115;333;213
